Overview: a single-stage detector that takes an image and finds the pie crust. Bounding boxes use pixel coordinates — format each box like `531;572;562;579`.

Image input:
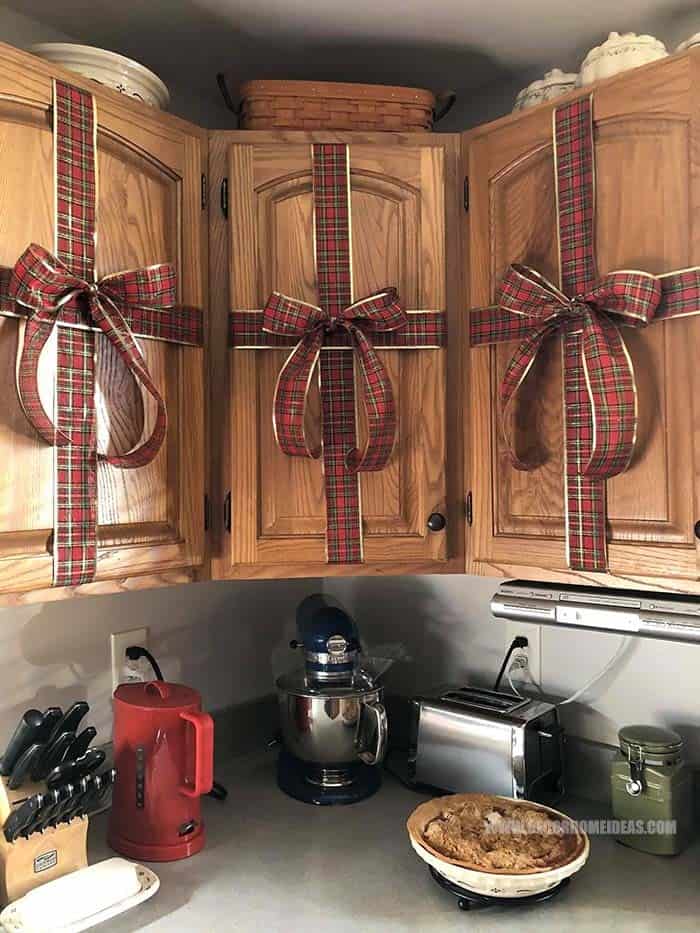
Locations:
406;794;585;875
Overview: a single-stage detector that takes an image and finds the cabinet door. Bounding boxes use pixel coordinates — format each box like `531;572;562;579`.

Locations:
0;45;206;602
466;53;700;590
211;132;462;577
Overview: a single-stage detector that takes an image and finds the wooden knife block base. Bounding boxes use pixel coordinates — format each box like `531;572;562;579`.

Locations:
0;775;88;904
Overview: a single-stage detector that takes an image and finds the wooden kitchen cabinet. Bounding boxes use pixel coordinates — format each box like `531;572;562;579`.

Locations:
0;44;207;603
209;131;464;578
465;51;700;591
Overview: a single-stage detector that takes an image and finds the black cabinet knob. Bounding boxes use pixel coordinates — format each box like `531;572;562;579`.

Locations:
427;512;447;532
695;521;700;540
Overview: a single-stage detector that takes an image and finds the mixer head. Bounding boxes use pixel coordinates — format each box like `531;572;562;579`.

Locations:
293;594;361;684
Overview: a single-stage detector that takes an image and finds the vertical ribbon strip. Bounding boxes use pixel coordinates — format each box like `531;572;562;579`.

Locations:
230;143;447;563
0;80;204;587
53;82;98;586
470;94;700;572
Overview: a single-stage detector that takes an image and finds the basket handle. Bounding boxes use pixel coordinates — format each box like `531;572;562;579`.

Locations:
433;90;457;124
216;72;242;121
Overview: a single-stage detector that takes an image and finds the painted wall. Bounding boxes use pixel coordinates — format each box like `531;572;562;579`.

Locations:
323;576;700;764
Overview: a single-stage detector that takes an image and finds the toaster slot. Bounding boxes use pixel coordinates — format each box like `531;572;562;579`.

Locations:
440;687;528;715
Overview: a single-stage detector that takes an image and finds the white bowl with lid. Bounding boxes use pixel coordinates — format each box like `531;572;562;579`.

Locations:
578;32;668;87
31;43;170;110
513;69;578;111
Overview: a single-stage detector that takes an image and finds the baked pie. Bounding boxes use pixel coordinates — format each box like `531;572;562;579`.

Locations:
409;794;583;874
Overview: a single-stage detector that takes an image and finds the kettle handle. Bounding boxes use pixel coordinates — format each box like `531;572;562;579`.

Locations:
357;700;388;766
180;711;214;798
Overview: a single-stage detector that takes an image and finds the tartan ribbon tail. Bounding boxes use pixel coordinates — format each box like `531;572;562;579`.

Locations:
87;292;168;469
272;329;324;459
579;311;637;479
499;321;559;471
345;325;397;472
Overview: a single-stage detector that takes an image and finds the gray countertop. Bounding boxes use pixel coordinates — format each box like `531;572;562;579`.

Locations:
90;751;700;932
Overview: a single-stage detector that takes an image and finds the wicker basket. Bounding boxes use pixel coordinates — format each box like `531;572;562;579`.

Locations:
216;76;455;132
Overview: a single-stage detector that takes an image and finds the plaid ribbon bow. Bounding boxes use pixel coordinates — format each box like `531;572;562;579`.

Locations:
471;95;700;572
263;288;406;471
10;243;170;469
0;80;203;587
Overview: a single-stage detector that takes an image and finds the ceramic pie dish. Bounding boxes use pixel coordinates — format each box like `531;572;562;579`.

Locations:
30;43;170;110
406;793;589;898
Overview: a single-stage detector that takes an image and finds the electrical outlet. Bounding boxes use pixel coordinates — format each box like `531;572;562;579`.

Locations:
501;621;542;689
110;627;149;694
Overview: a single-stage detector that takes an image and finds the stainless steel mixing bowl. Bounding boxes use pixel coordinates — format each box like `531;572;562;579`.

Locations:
276;671;387;767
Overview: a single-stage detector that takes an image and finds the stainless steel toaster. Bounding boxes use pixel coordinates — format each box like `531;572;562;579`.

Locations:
408;686;564;799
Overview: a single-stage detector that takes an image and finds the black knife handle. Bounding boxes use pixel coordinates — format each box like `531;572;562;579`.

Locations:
8;742;44;790
47;701;89;747
67;726;97;761
3;794;43;843
36;707;63;744
35;788;66;832
0;710;43;776
31;732;74;782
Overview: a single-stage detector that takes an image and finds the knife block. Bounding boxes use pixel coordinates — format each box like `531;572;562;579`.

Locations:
0;774;88;904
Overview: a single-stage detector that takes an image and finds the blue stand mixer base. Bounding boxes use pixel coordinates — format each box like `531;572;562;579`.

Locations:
277;748;381;805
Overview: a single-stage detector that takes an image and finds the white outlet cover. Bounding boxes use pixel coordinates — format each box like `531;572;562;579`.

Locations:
110;627;149;694
501;620;542;688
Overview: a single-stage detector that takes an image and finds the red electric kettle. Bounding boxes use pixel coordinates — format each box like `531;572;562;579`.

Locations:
108;681;214;862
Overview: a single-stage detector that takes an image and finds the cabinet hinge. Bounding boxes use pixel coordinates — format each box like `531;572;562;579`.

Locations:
463;176;469;212
220;177;229;218
466;491;473;526
223;491;232;533
201;174;207;210
204;494;211;531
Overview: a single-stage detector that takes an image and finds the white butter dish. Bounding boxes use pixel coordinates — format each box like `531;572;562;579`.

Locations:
0;857;159;933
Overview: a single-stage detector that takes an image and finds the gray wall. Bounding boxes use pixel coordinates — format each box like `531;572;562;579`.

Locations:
323;576;700;764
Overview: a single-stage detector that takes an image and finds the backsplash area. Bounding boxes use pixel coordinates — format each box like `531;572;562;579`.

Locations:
323;575;700;764
0;580;305;747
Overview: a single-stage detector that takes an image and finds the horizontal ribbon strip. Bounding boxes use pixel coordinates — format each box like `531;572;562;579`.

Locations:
230;308;445;348
469;94;700;572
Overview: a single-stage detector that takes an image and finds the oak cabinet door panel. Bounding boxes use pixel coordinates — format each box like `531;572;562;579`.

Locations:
212;132;462;578
0;45;206;601
467;54;700;590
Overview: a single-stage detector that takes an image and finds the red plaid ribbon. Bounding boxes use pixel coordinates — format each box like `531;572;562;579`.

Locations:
230;143;446;563
0;80;203;586
470;95;700;572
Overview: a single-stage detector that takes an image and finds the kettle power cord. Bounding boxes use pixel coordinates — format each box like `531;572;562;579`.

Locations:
126;645;228;802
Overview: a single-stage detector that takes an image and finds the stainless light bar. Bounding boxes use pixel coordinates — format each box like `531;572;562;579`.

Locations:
491;581;700;644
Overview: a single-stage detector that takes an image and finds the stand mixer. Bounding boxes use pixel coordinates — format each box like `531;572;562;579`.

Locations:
276;595;388;805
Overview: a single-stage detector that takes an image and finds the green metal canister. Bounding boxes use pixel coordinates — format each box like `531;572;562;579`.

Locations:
610;725;694;855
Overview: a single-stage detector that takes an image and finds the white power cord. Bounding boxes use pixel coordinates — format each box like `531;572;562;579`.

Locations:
505;634;630;706
558;634;630;706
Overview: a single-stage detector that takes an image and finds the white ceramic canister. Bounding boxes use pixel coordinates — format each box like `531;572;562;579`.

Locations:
578;32;667;87
513;69;577;111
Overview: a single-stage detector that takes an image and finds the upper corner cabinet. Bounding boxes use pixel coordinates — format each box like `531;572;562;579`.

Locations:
210;132;463;578
0;43;207;602
465;51;700;592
